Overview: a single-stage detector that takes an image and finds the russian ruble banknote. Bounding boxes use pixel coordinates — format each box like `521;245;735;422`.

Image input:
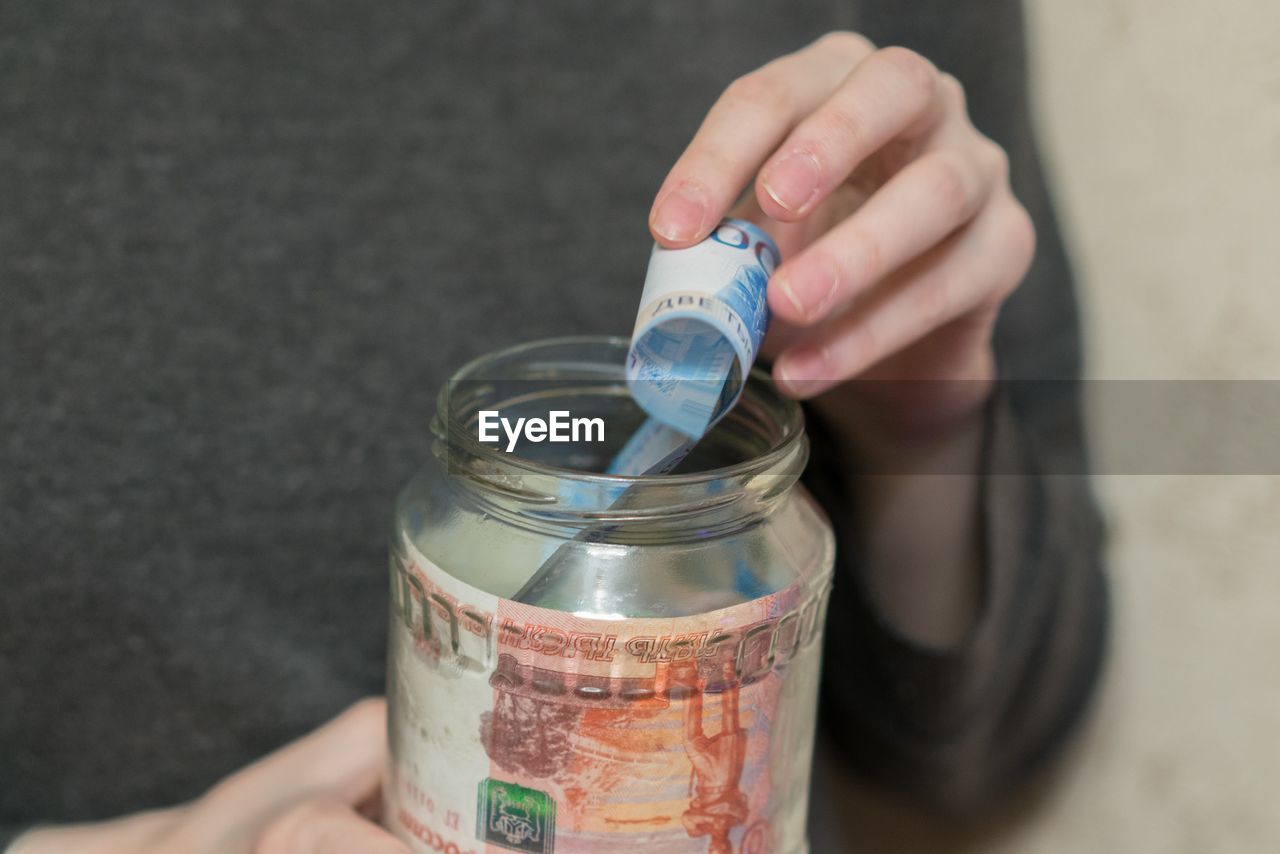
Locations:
609;218;779;476
514;219;780;606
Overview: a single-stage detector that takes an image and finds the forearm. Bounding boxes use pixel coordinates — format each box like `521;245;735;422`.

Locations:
810;385;1108;813
810;364;992;649
835;406;986;649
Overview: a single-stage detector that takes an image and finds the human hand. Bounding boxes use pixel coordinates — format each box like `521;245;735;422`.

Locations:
649;32;1035;439
12;699;407;854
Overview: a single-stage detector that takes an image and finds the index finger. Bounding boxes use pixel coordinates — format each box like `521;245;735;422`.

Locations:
649;32;873;247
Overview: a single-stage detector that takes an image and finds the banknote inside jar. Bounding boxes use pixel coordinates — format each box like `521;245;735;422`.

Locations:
440;339;799;479
424;336;814;615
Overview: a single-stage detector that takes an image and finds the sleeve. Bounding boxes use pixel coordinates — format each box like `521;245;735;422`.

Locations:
806;0;1110;813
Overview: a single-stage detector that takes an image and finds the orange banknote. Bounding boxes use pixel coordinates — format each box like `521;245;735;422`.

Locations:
386;538;830;854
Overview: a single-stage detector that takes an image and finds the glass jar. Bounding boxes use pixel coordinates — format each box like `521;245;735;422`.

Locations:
385;337;834;854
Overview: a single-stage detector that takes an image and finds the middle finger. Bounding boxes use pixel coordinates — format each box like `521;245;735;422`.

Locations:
755;46;948;220
768;145;995;325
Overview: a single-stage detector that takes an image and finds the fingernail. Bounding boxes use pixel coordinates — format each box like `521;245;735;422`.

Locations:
776;347;831;397
775;273;807;318
773;360;800;396
776;258;840;321
650;183;708;243
761;151;821;213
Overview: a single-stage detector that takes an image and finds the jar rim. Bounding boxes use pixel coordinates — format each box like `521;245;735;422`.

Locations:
437;335;806;487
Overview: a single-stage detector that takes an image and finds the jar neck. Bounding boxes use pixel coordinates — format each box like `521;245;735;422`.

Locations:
433;336;808;540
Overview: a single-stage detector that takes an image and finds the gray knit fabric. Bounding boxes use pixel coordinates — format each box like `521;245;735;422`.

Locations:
1;1;1105;849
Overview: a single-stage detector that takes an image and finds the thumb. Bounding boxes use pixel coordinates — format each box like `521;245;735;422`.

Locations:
202;697;387;820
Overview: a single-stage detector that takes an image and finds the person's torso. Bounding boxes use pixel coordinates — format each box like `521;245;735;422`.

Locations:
2;0;867;819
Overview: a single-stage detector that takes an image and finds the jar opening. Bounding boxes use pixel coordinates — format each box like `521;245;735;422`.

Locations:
437;336;804;481
431;337;808;531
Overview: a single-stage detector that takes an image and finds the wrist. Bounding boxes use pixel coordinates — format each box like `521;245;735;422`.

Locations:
807;349;995;649
811;349;995;475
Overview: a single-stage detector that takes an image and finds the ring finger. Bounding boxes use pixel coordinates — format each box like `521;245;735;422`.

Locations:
768;143;998;326
774;194;1035;397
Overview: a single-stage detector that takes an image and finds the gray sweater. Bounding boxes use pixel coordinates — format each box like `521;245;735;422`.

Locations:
0;0;1107;848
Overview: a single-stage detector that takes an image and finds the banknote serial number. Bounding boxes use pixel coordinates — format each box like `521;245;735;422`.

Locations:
476;410;604;452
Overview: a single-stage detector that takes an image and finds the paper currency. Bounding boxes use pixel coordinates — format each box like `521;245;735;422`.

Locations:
513;220;780;605
627;218;779;440
387;536;828;854
609;218;780;476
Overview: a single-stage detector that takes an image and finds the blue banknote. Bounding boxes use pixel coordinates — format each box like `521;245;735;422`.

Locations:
612;219;778;474
514;219;779;604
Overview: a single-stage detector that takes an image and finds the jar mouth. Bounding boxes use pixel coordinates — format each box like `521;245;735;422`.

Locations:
436;335;806;488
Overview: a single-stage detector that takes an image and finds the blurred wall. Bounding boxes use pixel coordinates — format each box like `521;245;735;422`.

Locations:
815;3;1280;851
1013;1;1280;851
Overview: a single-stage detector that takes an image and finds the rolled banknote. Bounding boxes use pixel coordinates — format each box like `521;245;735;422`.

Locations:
514;220;780;605
609;218;780;476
